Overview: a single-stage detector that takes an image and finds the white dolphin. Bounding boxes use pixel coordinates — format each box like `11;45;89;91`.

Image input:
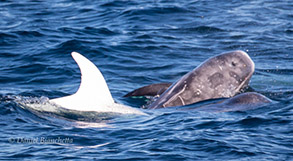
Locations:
50;52;146;115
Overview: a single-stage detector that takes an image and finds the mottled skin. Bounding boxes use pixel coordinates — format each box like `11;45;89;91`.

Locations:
147;50;255;109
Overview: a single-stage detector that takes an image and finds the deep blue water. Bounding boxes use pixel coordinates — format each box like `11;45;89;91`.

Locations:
0;0;293;160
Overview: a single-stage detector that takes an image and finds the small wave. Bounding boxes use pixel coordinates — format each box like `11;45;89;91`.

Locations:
256;68;293;75
120;6;189;17
100;1;138;8
0;32;18;39
166;26;225;34
0;19;24;30
187;26;225;33
13;30;44;37
48;39;88;55
285;29;293;34
0;32;19;45
83;27;119;36
235;115;290;128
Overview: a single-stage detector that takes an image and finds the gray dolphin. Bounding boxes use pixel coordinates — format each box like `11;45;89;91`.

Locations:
126;50;255;109
186;92;272;112
149;50;255;109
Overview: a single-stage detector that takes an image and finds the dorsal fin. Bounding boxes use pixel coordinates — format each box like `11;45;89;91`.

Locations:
50;52;114;111
124;83;172;97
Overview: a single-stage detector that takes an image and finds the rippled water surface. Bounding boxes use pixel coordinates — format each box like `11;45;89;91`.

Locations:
0;0;292;160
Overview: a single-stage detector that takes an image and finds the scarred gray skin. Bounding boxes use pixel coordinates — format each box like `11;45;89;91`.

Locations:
148;50;255;109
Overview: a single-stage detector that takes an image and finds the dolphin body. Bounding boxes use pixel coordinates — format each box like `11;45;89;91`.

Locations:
50;51;270;114
126;51;255;109
185;92;272;112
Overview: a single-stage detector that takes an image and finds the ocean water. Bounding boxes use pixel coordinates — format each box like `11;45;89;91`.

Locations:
0;0;292;160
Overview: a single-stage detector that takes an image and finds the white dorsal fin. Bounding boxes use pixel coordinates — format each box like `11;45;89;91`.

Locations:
50;52;146;115
50;52;115;111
